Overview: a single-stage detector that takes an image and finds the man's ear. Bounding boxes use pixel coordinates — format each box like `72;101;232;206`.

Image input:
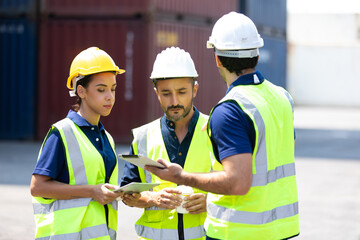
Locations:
193;81;199;98
153;87;161;101
215;53;222;68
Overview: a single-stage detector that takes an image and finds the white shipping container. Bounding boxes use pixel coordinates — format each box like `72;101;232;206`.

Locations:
288;44;360;107
288;12;360;46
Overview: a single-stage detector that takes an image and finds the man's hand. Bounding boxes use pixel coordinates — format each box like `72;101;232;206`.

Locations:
183;193;207;214
145;159;184;184
149;188;182;209
122;188;182;209
122;192;141;207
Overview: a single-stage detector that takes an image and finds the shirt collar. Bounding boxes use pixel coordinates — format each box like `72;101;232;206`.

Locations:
161;106;200;133
227;71;264;94
66;110;105;131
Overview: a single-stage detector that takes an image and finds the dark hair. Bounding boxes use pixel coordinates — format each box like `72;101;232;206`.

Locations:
152;77;196;88
71;75;92;112
218;55;259;76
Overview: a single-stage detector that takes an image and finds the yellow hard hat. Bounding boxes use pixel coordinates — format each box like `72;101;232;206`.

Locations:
67;47;125;90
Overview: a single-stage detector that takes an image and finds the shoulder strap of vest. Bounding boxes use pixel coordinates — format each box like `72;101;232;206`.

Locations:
53;118;88;185
132;118;160;156
105;130;115;149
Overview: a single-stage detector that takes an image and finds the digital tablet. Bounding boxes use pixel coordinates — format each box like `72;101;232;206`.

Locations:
118;154;166;169
113;182;160;193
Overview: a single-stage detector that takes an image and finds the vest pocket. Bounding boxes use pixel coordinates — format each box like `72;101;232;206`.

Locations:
143;209;164;223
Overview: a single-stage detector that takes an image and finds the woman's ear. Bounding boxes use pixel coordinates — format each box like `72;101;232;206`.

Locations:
77;85;86;98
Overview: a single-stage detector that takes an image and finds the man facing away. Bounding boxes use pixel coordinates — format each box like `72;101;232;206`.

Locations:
146;12;300;240
120;47;216;240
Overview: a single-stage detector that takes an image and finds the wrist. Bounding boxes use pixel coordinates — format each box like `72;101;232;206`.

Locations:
179;171;190;186
144;191;157;207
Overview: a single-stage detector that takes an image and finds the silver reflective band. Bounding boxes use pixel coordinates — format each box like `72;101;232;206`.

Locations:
207;202;298;225
54;119;88;185
278;86;294;113
252;162;296;186
215;48;259;58
145;206;167;211
220;88;296;187
33;198;93;215
35;224;115;240
136;224;205;240
133;123;155;183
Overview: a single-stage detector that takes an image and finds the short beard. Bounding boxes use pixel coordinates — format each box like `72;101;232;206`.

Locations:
164;99;193;122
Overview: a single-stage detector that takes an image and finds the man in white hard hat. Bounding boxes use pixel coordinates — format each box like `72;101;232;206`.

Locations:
120;47;216;240
146;12;300;240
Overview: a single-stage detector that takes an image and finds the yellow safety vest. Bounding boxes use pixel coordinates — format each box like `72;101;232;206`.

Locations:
131;113;215;240
32;118;119;240
205;80;299;240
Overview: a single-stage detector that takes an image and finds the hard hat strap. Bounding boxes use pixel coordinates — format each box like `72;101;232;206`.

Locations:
69;75;85;97
215;48;259;58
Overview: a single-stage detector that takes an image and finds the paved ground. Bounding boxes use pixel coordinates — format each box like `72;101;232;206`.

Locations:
0;106;359;240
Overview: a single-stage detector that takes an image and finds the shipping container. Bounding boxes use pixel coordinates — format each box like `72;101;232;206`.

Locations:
40;0;237;20
0;18;36;139
287;11;360;107
288;44;360;107
257;35;287;88
239;0;287;88
0;0;36;17
37;18;226;143
239;0;286;34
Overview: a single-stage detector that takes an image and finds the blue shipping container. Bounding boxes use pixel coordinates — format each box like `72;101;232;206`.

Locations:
257;35;287;89
239;0;286;33
0;0;36;16
0;18;36;139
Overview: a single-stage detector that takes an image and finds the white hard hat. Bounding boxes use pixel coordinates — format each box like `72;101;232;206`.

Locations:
207;12;264;58
150;47;198;79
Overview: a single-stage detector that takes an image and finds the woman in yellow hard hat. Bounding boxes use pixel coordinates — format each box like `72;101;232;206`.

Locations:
30;47;126;240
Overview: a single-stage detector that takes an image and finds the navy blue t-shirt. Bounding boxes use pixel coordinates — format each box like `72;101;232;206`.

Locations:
209;71;263;161
120;107;200;186
210;71;295;162
32;110;117;183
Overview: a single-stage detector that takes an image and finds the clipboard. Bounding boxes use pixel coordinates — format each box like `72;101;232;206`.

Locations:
118;154;166;169
113;182;160;193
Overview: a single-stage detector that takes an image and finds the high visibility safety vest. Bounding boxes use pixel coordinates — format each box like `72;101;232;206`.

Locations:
32;118;119;240
205;80;299;240
131;113;215;240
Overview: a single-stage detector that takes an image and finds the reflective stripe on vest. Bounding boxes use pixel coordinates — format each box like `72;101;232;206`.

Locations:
58;119;88;185
208;202;298;225
206;80;299;239
35;225;115;240
132;114;212;240
133;124;152;183
33;198;92;214
33;118;117;240
135;225;206;240
219;90;296;187
33;198;117;215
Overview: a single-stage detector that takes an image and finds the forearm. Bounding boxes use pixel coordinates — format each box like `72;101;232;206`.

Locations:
147;154;253;195
31;176;94;200
179;171;237;195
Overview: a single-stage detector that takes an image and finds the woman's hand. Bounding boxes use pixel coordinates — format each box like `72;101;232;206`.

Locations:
92;183;124;205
